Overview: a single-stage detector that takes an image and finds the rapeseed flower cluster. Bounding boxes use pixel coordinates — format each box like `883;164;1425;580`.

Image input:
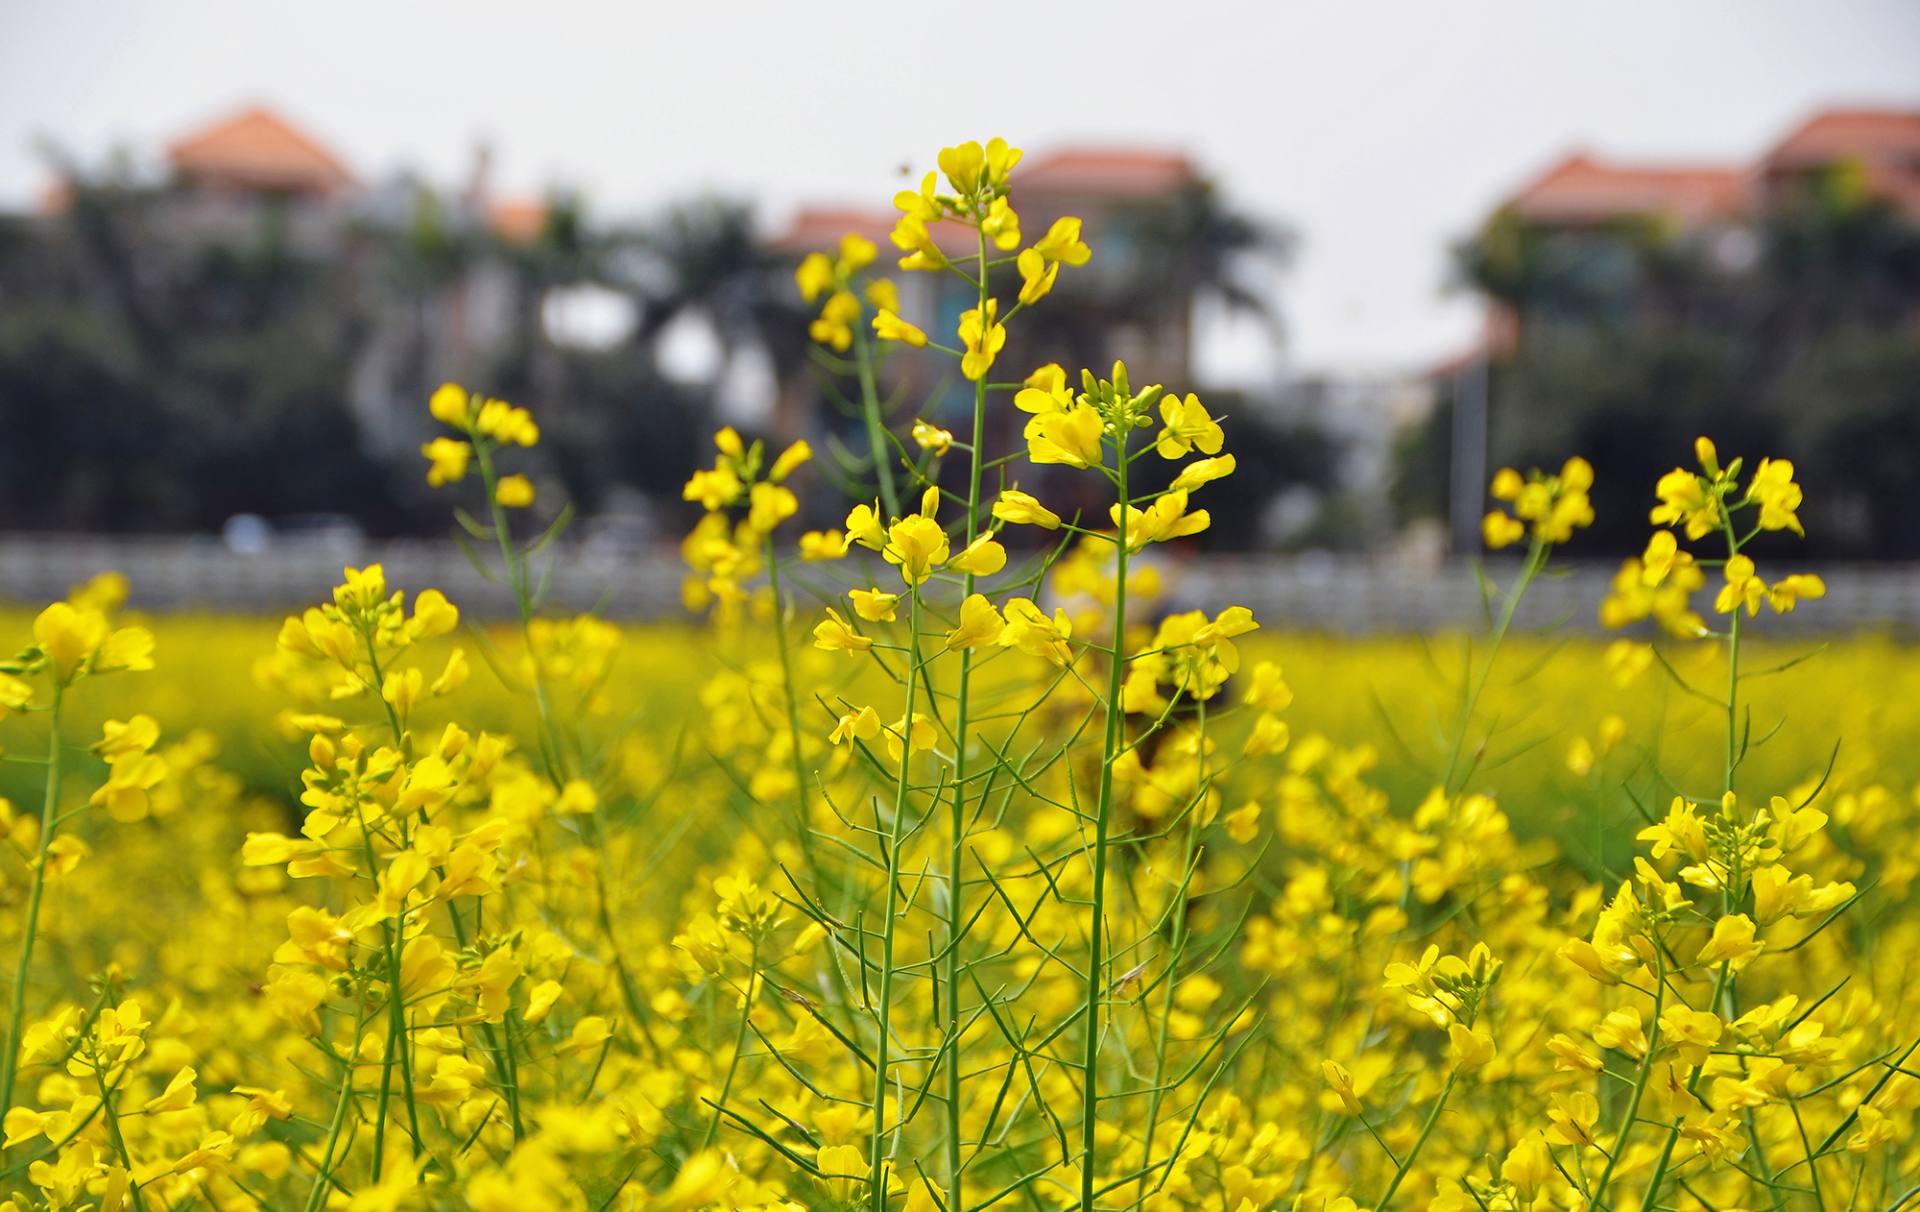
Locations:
1;141;1913;1212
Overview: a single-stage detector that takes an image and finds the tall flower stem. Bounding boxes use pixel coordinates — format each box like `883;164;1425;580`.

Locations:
1376;1073;1459;1209
1080;420;1133;1210
367;629;523;1144
701;936;760;1149
94;1069;152;1212
1645;506;1759;1211
1136;702;1208;1208
356;636;426;1176
1441;538;1546;796
938;223;992;1210
765;533;817;860
1719;505;1745;795
474;438;567;783
1587;947;1668;1211
852;326;901;519
1;682;64;1126
474;438;659;1102
302;1003;372;1212
870;592;922;1211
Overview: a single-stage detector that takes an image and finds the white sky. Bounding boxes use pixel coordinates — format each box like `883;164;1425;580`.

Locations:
3;0;1916;377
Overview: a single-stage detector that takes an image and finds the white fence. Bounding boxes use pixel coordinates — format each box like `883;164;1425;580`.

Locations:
2;534;1917;634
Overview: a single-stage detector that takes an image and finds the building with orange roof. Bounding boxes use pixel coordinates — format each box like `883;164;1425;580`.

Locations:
1418;102;1920;557
1014;147;1198;202
487;198;551;247
166;104;357;197
20;104;611;455
1454;103;1920;365
1504;152;1749;227
1757;107;1920;218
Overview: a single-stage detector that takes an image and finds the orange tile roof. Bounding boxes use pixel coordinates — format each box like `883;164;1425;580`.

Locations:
1760;106;1920;216
1506;152;1748;225
767;206;894;252
489;199;549;245
37;178;72;216
1763;107;1920;167
1014;147;1197;197
767;206;975;258
167;105;356;196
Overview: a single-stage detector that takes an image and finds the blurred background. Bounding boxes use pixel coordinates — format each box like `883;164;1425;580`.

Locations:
1;1;1916;624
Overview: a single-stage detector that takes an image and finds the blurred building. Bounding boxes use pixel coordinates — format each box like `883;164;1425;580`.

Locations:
31;104;563;456
5;113;1304;540
1468;105;1920;354
1426;105;1920;557
160;105;358;254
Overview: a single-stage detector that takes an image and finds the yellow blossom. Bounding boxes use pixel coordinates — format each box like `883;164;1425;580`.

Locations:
947;534;1007;577
958;299;1006;381
944;594;1005;652
874;309;928;347
800;530;852;560
829;704;882;746
1696;914;1764;970
1032;215;1092;265
1027;404;1104;469
1017;247;1058;305
421;437;471;486
1156;392;1224;459
849;588;900;623
496;474;536;509
812;608;873;653
993;489;1061;529
911;421;953;454
884;514;949;586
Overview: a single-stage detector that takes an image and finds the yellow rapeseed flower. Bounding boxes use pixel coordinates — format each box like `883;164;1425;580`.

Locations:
496;474;536;509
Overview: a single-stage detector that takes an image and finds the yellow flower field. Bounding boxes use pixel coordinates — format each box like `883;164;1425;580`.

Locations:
2;136;1916;1212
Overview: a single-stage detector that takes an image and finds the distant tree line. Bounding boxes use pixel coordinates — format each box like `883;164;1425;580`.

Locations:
0;164;802;537
0;162;1345;548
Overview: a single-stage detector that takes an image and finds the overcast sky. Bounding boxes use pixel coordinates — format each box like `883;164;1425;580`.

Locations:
3;1;1916;377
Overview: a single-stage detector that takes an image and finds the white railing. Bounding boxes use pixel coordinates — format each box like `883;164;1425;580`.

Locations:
0;534;1911;634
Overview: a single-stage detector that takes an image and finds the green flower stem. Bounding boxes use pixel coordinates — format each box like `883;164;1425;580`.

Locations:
852;326;901;519
1719;504;1745;794
1136;701;1208;1209
871;591;922;1212
93;1069;152;1212
764;533;817;861
474;438;567;784
1632;959;1734;1212
1588;949;1668;1211
1442;538;1545;796
442;902;524;1140
367;634;522;1147
1709;505;1785;1211
1376;1072;1459;1210
359;638;424;1175
301;1004;370;1212
474;434;632;1135
1;681;64;1128
368;870;425;1175
701;935;759;1149
938;223;992;1211
1080;421;1134;1211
